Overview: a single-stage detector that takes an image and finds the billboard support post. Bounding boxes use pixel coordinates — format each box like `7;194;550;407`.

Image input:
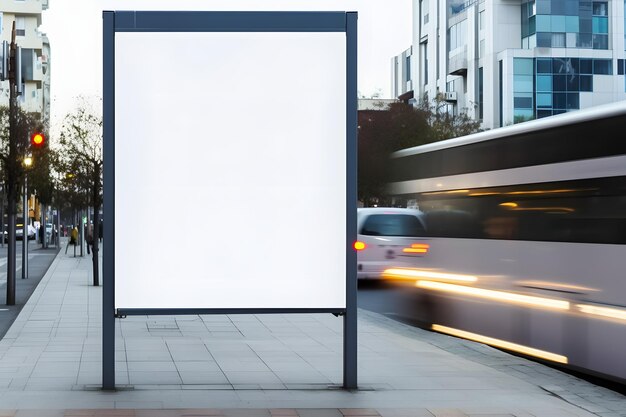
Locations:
344;11;358;390
102;10;115;391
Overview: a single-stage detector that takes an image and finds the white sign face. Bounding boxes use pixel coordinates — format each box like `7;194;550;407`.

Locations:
115;32;346;309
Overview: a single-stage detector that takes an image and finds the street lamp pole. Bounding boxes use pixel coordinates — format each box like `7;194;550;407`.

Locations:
21;173;28;279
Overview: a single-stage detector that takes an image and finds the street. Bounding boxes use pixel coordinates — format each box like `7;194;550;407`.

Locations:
358;279;430;328
0;241;60;338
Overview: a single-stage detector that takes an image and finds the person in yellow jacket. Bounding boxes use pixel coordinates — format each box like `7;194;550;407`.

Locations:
65;226;79;255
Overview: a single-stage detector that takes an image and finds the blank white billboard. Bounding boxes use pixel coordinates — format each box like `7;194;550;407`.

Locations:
114;32;346;309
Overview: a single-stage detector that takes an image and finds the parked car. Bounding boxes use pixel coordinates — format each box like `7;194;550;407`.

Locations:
15;224;36;241
45;223;57;240
356;207;428;280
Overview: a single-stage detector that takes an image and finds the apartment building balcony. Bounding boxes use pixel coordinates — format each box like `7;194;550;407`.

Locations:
0;0;43;15
448;45;468;76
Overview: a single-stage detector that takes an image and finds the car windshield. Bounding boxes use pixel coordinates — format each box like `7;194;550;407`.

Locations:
361;214;426;237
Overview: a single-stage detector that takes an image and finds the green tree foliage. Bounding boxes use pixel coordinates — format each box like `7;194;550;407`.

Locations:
358;96;481;206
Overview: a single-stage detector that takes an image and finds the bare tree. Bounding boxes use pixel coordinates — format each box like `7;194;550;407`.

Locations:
57;98;103;286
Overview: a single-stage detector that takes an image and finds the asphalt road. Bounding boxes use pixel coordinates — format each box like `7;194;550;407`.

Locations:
357;279;432;328
0;240;60;338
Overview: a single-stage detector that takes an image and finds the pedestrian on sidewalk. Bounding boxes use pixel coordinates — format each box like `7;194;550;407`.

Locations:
86;224;93;255
65;226;79;256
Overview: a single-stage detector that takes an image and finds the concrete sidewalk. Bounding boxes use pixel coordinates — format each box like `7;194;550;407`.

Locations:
0;242;625;416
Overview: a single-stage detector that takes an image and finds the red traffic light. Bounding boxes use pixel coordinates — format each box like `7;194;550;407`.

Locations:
31;132;45;147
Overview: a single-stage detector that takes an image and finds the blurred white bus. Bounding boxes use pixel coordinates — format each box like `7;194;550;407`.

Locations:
387;101;626;383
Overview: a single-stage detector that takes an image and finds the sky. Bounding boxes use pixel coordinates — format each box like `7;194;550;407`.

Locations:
41;0;412;133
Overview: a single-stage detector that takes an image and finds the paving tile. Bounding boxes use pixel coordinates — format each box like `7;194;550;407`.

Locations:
128;371;182;385
179;371;229;385
127;361;177;372
174;361;222;372
340;410;380;416
178;409;224;416
222;411;271;417
268;409;298;416
377;410;435;417
223;371;282;384
296;410;342;417
14;411;64;417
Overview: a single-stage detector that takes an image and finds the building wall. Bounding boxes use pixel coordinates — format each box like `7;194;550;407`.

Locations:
395;0;626;129
0;0;49;124
391;46;413;98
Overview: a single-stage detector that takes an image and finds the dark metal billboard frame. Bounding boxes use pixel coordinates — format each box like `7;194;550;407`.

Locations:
103;11;358;391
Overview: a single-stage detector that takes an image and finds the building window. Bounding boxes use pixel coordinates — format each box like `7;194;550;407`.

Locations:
592;59;612;74
448;20;467;52
421;0;429;29
513;58;535;123
521;0;537;48
479;10;485;30
591;2;609;49
529;57;613;119
537;32;551;47
536;0;549;14
551;33;566;47
16;16;25;37
527;0;608;50
422;42;428;86
592;2;608;16
592;17;608;33
405;55;411;83
592;34;608;49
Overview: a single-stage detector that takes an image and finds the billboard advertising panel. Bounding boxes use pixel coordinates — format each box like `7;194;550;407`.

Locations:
114;32;347;309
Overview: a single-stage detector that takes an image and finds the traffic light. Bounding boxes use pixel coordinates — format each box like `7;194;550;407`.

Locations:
31;132;45;148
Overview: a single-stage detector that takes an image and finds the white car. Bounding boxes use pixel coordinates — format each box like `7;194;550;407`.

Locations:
45;223;57;240
356;207;428;280
16;224;37;241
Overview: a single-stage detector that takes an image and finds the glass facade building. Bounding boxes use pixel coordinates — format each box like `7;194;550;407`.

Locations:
522;0;608;49
514;57;615;121
515;0;618;122
398;0;626;129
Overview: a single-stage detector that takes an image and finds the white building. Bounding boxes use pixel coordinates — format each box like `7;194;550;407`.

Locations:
0;0;50;125
393;0;626;128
